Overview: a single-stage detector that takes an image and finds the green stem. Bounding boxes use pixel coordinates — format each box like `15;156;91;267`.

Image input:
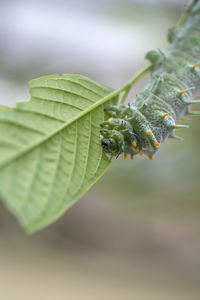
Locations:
177;2;195;27
120;85;132;105
120;64;152;104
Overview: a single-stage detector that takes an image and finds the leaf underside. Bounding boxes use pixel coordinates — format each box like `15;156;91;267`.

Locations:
0;74;117;233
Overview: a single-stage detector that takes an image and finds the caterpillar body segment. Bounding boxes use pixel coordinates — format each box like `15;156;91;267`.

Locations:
100;0;200;159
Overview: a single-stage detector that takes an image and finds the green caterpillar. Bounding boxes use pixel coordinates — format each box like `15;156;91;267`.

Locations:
100;0;200;160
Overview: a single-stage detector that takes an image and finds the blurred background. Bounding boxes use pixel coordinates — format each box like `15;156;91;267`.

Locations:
0;0;200;299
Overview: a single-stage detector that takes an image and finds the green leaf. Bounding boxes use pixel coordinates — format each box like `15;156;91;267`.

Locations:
0;74;117;233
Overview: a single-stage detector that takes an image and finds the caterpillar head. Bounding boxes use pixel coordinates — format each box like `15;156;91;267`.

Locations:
100;128;124;156
100;106;139;157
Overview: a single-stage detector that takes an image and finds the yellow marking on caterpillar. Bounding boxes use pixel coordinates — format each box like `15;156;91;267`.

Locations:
192;63;199;69
146;130;151;135
179;87;195;95
173;124;189;129
154;141;160;147
161;113;169;118
132;141;137;147
180;89;188;95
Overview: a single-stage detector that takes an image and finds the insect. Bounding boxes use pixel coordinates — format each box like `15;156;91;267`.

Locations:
100;0;200;161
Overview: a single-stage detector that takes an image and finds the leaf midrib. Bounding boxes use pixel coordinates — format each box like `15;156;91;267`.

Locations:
0;87;120;169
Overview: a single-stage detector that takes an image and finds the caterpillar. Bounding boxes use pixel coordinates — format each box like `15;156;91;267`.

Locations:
100;0;200;161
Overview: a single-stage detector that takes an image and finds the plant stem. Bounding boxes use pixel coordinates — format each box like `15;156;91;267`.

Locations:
120;64;152;104
177;2;194;27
